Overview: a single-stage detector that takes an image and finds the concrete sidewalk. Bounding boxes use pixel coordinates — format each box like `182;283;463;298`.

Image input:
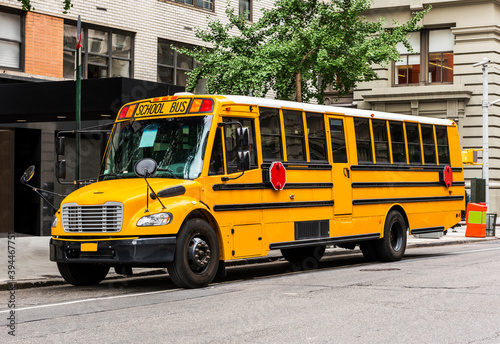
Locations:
1;225;498;289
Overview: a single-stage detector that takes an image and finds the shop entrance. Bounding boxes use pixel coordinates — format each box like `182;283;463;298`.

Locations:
14;128;41;235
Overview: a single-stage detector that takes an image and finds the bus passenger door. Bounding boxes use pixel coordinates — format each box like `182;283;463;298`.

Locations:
203;117;264;259
328;116;352;215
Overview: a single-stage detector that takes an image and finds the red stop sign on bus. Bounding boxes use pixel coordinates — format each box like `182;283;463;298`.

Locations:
269;161;286;190
443;165;453;187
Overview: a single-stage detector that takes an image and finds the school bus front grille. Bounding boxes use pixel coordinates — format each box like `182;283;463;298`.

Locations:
61;202;123;232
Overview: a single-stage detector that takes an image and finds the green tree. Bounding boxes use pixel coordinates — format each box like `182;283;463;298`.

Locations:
17;0;73;13
178;0;429;103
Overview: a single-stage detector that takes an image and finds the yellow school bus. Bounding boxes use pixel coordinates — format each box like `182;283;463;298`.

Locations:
50;94;465;288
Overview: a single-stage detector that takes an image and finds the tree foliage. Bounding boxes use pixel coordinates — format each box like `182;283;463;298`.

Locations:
177;0;429;103
17;0;73;13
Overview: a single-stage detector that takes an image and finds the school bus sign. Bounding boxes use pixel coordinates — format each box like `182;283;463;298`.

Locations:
134;99;190;117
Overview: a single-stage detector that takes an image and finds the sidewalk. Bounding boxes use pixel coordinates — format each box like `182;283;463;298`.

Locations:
1;225;498;290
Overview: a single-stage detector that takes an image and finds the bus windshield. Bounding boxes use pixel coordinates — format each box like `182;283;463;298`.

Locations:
99;115;213;181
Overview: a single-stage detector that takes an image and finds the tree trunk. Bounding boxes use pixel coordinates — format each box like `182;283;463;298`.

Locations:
295;72;302;103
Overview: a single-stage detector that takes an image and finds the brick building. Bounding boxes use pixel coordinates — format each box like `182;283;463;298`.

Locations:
0;0;273;235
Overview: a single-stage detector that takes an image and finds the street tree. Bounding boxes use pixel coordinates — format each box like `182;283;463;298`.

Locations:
178;0;429;103
17;0;73;13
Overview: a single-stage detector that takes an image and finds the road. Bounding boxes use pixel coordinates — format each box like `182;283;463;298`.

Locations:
2;241;500;343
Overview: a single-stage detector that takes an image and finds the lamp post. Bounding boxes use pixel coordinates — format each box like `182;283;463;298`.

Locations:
75;15;82;184
472;57;490;209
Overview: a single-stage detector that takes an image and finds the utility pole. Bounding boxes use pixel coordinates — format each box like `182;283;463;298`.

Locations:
472;57;490;209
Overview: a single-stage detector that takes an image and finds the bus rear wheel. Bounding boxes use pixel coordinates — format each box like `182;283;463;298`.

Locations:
375;210;407;262
166;219;219;289
281;245;325;269
57;262;110;286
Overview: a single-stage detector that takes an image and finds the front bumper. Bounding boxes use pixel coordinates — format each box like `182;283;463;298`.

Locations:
50;237;176;264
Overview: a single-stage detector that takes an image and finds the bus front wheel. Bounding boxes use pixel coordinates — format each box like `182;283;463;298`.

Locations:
281;245;325;269
57;262;110;286
376;210;407;262
167;219;219;289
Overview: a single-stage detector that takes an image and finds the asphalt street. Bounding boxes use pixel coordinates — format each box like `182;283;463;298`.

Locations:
1;241;500;343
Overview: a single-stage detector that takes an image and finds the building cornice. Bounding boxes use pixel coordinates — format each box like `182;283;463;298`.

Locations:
366;0;500;14
361;86;472;104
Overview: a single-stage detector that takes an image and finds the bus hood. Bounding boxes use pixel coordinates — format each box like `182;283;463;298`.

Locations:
60;178;202;208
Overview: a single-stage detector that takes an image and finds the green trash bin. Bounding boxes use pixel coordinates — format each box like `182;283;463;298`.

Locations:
486;213;497;237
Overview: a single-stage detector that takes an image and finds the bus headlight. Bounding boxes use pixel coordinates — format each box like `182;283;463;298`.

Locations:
51;216;58;228
137;212;173;227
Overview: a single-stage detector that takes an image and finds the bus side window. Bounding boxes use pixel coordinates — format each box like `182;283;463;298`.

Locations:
208;128;224;175
389;121;406;163
283;109;306;162
435;126;450;165
421;124;436;164
259;107;282;161
372;119;389;163
306;113;327;162
354;118;373;163
223;117;257;174
329;118;347;163
406;123;421;164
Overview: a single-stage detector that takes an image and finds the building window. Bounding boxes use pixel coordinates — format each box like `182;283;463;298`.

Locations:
239;0;251;21
0;10;22;70
63;23;133;79
428;30;454;83
171;0;213;11
394;29;454;86
158;39;194;86
158;39;207;93
394;32;420;85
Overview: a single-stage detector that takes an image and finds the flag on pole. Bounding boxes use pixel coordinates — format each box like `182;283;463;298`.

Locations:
76;15;82;50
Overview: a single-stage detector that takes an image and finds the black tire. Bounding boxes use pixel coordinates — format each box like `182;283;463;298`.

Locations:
359;241;379;262
375;210;407;262
166;219;219;288
281;245;325;269
57;262;109;286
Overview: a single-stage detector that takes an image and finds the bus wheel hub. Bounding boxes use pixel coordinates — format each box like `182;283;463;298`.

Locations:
188;237;211;272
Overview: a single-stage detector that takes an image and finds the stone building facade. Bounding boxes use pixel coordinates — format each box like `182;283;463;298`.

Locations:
328;0;500;215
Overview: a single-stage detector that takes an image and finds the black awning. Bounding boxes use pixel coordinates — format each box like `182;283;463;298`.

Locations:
0;77;185;123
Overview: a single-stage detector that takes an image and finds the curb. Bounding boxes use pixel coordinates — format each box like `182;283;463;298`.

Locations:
407;236;499;248
2;236;498;290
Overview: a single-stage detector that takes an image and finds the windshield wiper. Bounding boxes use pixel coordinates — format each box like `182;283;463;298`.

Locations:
98;173;123;180
157;168;179;179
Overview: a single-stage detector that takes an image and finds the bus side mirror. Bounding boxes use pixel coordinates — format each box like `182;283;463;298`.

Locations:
238;151;250;171
56;160;66;180
56;136;66;156
236;127;249;147
20;165;35;185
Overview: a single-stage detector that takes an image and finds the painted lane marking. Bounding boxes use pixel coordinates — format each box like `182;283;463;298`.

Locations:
0;289;177;314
